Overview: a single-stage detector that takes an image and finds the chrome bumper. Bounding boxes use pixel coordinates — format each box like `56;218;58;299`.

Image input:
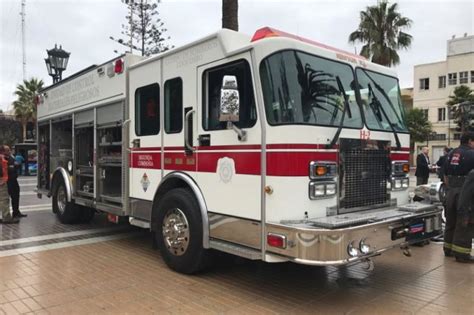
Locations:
266;205;443;266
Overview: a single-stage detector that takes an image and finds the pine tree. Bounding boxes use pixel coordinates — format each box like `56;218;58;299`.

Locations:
110;0;173;56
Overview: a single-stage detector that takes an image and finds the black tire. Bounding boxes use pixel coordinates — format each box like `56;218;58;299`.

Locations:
154;188;211;274
77;205;95;223
52;180;79;224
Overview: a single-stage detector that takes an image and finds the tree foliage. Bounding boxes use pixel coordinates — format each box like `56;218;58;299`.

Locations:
12;78;44;141
0;115;22;147
446;85;474;132
405;108;432;146
110;0;173;56
222;0;238;31
349;1;412;67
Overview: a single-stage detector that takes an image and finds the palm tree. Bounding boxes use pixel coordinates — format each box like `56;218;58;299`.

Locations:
222;0;238;31
12;78;44;141
349;1;412;67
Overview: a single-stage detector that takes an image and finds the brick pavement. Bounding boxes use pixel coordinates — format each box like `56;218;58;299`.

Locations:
1;232;473;314
1;175;472;314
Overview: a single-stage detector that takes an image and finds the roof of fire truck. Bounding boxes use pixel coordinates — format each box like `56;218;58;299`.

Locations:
131;26;396;78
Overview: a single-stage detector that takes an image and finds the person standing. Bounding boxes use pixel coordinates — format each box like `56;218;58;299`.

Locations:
415;146;431;185
4;145;27;218
0;146;19;224
443;132;474;263
15;151;25;176
436;147;451;182
451;169;474;263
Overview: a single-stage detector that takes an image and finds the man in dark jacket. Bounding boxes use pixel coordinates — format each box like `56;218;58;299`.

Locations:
451;169;474;263
4;145;27;218
436;147;451;181
415;146;431;185
443;132;474;263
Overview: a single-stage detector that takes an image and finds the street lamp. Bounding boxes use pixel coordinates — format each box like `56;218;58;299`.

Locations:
45;44;70;84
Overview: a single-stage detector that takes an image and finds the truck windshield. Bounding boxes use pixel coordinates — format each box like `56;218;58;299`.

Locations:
260;50;363;128
355;68;408;132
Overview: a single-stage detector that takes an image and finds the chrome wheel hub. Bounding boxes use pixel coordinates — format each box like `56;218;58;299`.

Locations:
162;208;190;256
57;186;66;214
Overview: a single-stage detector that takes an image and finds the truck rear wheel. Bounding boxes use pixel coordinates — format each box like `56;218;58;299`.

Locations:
155;188;210;274
52;180;79;224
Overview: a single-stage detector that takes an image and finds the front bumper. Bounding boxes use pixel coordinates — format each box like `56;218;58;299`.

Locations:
266;204;443;265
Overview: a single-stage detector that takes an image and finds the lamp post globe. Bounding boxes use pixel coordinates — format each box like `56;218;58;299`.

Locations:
45;44;70;84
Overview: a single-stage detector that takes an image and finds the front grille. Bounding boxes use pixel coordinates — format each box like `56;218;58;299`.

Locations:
339;139;391;211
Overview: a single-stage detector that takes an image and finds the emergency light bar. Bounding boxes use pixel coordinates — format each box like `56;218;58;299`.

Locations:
251;27;367;61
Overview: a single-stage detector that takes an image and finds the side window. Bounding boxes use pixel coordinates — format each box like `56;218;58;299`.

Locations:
164;78;183;134
202;60;257;131
135;83;160;136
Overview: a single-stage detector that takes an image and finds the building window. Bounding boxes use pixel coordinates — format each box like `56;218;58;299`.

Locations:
454;133;461;140
459;71;468;84
438;108;446;121
164;77;183;134
471;70;474;83
422;109;429;120
419;78;429;90
434;134;446;141
438;76;446;88
135;83;160;136
448;73;457;85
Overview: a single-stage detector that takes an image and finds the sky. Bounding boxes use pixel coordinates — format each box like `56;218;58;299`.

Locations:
0;0;473;112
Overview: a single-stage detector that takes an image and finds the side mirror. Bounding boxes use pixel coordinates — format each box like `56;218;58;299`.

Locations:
219;75;240;122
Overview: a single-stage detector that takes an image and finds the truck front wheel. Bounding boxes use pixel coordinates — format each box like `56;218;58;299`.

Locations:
52;180;78;224
155;188;210;274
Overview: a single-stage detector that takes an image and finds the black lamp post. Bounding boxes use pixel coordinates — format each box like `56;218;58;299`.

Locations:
45;44;70;84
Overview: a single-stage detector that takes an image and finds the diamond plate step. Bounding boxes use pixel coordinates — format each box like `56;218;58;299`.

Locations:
209;239;262;260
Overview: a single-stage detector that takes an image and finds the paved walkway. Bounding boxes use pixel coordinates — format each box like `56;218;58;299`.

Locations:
1;175;472;314
1;215;473;314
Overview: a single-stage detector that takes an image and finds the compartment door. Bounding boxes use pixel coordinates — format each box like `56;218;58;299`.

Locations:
129;63;162;201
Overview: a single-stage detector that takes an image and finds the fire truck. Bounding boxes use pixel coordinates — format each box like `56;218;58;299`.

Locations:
36;27;444;274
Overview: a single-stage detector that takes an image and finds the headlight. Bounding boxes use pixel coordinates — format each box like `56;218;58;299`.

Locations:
309;161;337;179
394;179;402;189
359;239;371;254
391;176;408;190
402;178;409;188
326;183;337;195
347;241;359;257
312;183;326;197
392;160;410;176
309;181;337;200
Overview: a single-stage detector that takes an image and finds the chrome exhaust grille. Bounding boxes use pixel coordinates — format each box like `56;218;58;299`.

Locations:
339;139;391;212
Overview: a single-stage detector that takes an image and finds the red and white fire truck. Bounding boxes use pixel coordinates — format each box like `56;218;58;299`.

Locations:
36;27;443;274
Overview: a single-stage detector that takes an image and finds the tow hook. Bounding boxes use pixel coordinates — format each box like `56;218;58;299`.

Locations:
400;244;411;257
362;258;375;271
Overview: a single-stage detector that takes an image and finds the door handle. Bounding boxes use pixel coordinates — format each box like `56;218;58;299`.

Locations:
184;109;195;152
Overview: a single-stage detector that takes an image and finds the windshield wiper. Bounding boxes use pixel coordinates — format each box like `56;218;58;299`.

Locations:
363;71;404;127
367;83;401;149
327;76;352;149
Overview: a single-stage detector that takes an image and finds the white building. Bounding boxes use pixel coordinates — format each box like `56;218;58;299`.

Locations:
413;34;474;163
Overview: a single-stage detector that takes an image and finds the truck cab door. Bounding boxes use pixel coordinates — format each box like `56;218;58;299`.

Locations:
196;54;262;221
